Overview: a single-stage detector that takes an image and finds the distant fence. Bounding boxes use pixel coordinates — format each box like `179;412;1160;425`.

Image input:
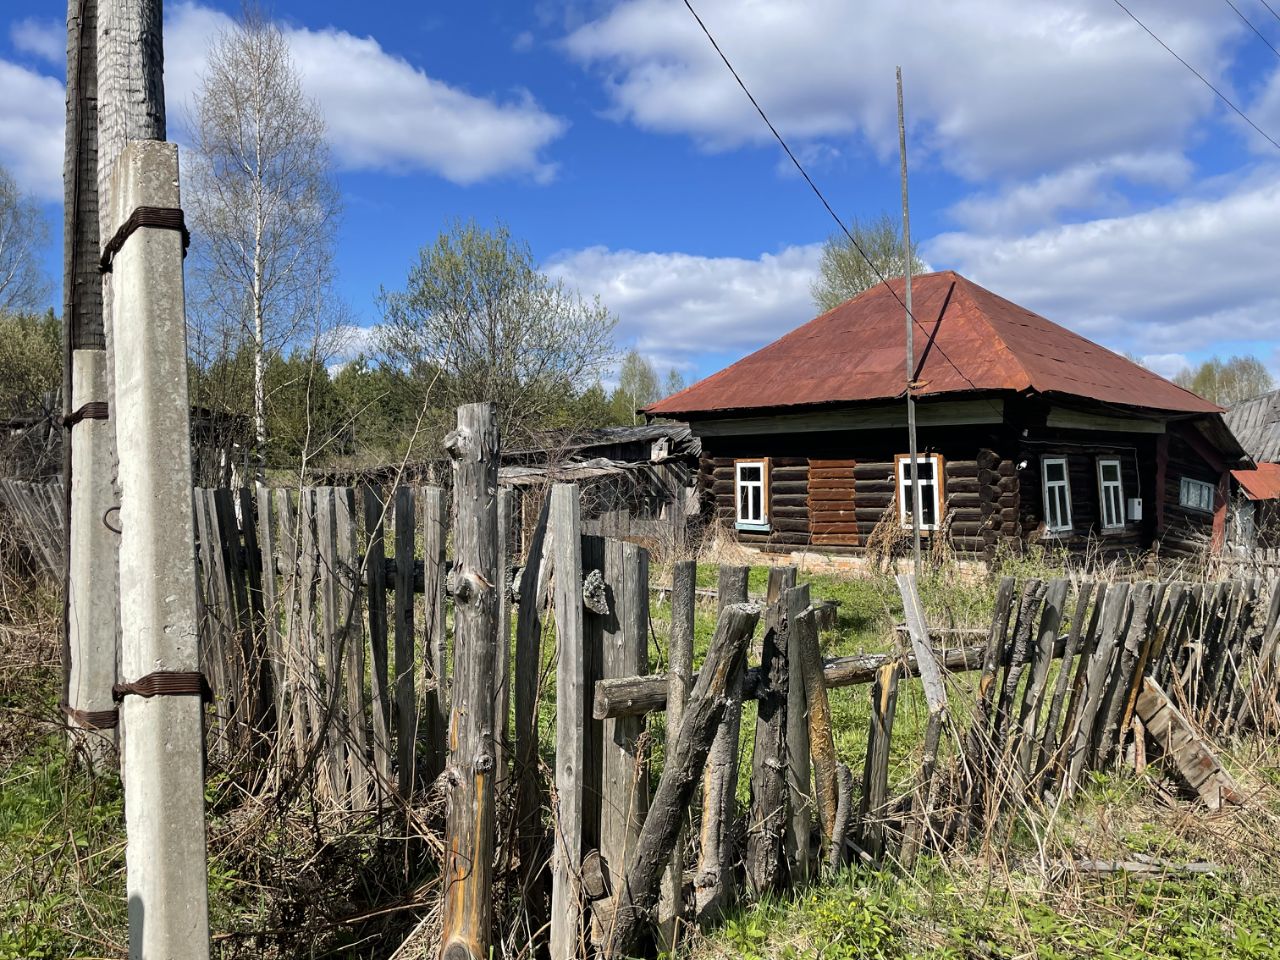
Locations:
0;478;65;576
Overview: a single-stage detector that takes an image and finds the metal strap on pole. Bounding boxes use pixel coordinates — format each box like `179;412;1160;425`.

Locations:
99;205;190;273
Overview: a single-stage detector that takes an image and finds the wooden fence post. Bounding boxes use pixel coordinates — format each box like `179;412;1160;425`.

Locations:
795;605;838;862
440;404;500;960
362;487;393;785
335;487;371;805
858;662;901;862
597;540;650;936
785;582;813;881
551;483;587;960
422;486;449;785
495;487;515;793
696;564;749;921
658;558;696;950
393;487;417;797
746;566;796;895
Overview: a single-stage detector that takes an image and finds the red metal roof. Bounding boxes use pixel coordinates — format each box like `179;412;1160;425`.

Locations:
1232;461;1280;500
647;271;1221;417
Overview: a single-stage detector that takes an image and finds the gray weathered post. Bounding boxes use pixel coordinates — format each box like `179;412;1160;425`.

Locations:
599;540;650;900
495;487;515;792
421;486;449;784
658;558;696;949
393;486;417;796
439;404;500;960
784;583;814;881
107;139;209;958
550;483;587;959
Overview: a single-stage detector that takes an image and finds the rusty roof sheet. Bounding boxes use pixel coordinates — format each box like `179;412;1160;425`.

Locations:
1232;461;1280;500
647;271;1221;417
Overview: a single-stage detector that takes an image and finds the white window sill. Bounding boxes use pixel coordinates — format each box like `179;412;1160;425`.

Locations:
736;521;770;533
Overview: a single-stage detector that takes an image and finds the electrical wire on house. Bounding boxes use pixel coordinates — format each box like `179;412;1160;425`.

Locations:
1221;0;1280;62
680;0;981;392
1112;0;1280;153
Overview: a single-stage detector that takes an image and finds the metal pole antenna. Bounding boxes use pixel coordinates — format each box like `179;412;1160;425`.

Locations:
897;67;923;578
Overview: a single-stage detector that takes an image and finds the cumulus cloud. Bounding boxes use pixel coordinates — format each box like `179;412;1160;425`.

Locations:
927;167;1280;357
547;244;823;370
0;59;65;200
10;18;63;64
564;0;1238;180
165;3;566;184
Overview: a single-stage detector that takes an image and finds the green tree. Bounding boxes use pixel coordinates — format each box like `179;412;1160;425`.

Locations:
609;348;661;425
811;212;924;313
0;166;49;314
378;219;617;448
0;309;62;476
1173;355;1274;407
663;367;685;398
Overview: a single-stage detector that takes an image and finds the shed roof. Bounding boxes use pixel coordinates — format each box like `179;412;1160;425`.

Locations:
647;271;1220;418
1232;462;1280;501
1224;390;1280;463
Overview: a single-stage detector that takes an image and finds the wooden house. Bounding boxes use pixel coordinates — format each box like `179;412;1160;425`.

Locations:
645;271;1251;562
1224;389;1280;546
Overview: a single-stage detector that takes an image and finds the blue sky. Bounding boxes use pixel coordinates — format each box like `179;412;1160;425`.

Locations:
4;0;1280;387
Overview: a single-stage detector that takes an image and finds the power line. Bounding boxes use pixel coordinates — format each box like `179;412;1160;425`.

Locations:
1222;0;1280;63
1256;0;1280;28
1112;0;1280;153
679;0;980;391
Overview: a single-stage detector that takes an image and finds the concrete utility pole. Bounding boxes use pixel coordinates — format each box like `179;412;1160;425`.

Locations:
97;2;210;955
897;67;923;578
62;0;121;763
108;139;211;960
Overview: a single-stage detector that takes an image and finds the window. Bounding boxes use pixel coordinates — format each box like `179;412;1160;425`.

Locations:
1041;457;1073;534
896;454;943;532
735;460;768;529
1096;458;1125;530
1179;477;1216;514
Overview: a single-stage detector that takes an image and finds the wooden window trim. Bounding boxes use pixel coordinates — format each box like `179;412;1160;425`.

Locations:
1040;455;1073;536
734;457;770;530
1096;456;1125;531
1179;476;1215;514
894;453;945;533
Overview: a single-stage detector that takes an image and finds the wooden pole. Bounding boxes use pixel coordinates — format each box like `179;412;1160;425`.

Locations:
784;582;813;882
658;558;696;950
696;564;749;921
896;573;947;869
745;566;796;894
550;484;587;960
897;65;922;578
439;404;500;960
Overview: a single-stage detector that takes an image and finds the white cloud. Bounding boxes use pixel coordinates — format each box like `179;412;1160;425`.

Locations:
0;59;65;200
949;152;1193;234
10;18;63;64
1140;353;1191;378
166;3;567;184
548;244;823;368
564;0;1238;180
927;167;1280;357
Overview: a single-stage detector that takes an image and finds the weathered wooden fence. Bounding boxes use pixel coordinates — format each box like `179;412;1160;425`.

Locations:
0;477;66;576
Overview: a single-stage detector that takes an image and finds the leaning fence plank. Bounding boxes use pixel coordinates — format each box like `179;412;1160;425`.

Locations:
335;487;371;806
1096;583;1153;768
1135;677;1243;811
1015;578;1069;780
422;486;448;785
658;558;697;950
440;404;500;960
796;606;838;860
1038;582;1094;790
784;582;814;882
602;603;762;960
362;487;392;785
992;579;1046;750
896;572;948;870
514;494;551;896
696;564;749;921
1065;583;1130;794
551;484;587;960
858;662;901;862
393;486;418;797
745;565;796;896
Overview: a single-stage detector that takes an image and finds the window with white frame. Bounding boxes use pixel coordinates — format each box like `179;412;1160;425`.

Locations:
1179;477;1216;514
897;454;943;531
1096;458;1125;530
1041;457;1073;534
735;460;768;528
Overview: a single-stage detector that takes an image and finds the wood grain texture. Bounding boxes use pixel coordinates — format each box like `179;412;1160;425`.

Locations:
421;487;448;785
440;405;500;960
361;487;392;783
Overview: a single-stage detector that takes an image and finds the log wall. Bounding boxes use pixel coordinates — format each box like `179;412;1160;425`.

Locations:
1161;430;1219;558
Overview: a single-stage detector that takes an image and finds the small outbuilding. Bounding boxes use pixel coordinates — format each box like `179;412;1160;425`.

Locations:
646;271;1251;562
1225;389;1280;547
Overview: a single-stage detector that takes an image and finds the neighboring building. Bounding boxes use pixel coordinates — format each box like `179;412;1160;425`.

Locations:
646;271;1251;561
1224;390;1280;547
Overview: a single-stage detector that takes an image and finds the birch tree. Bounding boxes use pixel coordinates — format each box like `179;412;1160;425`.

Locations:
0;165;49;314
811;212;924;313
186;8;339;471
